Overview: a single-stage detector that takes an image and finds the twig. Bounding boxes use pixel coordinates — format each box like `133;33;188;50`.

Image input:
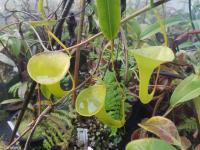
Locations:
9;81;36;144
0;22;20;32
72;0;86;106
152;93;165;116
6;121;35;150
24;105;53;150
59;0;171;53
10;10;39;20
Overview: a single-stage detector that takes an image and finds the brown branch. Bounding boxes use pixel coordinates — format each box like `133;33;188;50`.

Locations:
6;121;35;150
24;105;53;150
72;0;86;106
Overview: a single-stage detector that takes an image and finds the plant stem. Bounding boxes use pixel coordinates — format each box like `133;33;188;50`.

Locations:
6;121;35;150
163;107;173;117
9;81;37;144
72;0;86;106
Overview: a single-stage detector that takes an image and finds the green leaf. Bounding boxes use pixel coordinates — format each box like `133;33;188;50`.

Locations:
170;74;200;107
127;19;141;40
0;53;15;66
139;116;182;147
96;0;121;40
140;16;184;40
0;99;22;105
126;138;177;150
7;37;21;56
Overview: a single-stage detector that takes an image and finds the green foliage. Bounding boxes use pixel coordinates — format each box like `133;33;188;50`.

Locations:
0;53;15;66
7;37;22;56
178;117;197;134
170;74;200;108
8;82;22;97
140;16;184;40
103;71;124;120
139;116;182;148
96;0;121;40
126;138;176;150
41;106;76;150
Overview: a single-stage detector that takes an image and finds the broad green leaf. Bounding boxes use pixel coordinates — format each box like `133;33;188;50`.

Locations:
96;0;121;40
27;51;70;84
139;116;181;147
0;53;15;66
170;74;200;107
131;46;174;104
140;16;184;40
126;138;177;150
30;20;56;27
7;37;21;56
127;19;141;40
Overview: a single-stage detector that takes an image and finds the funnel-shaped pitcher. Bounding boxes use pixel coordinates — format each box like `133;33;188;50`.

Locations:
27;51;70;85
75;85;125;128
132;46;174;104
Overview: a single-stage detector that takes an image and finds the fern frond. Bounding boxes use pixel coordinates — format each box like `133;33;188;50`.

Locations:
104;71;125;121
178;117;197;133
